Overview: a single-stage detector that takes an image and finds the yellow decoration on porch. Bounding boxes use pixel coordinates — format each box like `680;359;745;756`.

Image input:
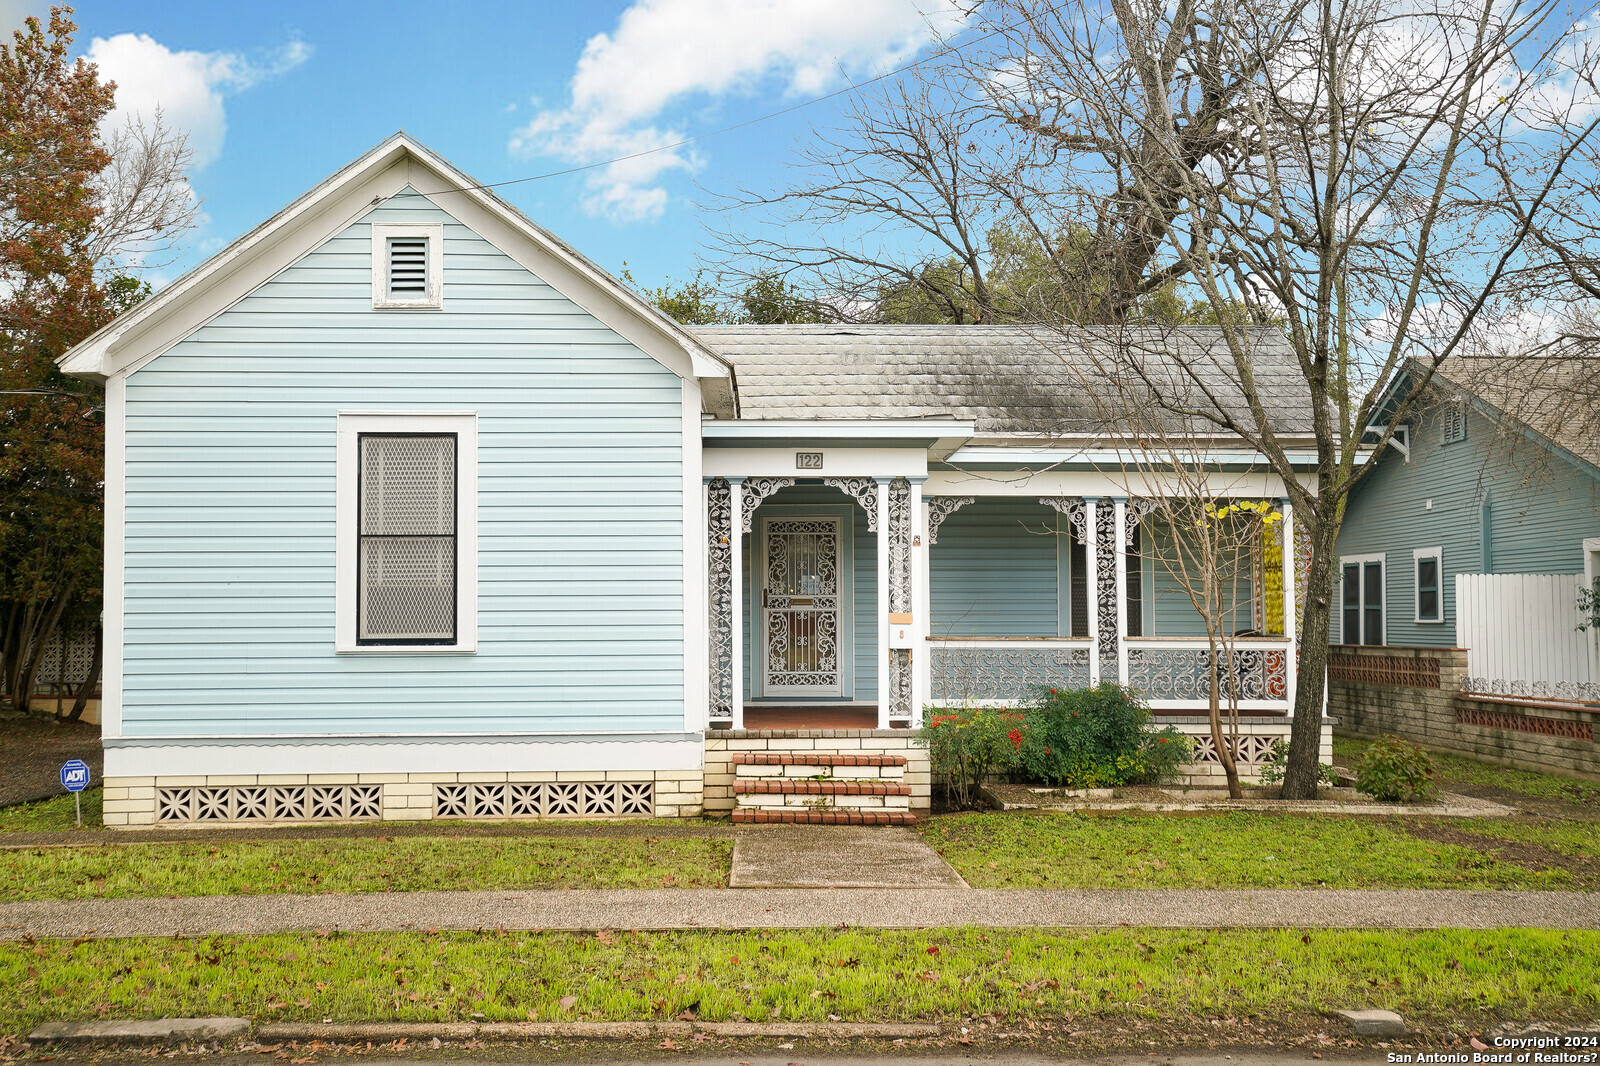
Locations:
1262;520;1285;634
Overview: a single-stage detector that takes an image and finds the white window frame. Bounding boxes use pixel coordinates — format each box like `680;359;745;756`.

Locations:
336;411;477;652
370;222;444;309
1413;546;1443;624
1338;552;1386;645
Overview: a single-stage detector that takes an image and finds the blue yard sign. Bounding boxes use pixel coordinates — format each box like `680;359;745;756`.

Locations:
60;759;90;792
60;759;91;827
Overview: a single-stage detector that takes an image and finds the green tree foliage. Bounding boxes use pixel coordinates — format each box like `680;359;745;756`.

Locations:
625;267;825;326
1;8;152;716
872;223;1263;326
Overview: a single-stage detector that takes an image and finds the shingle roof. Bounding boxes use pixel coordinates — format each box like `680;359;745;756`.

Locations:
690;324;1314;436
1423;355;1600;471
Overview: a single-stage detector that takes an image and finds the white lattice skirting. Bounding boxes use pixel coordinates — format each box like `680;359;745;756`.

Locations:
104;770;701;827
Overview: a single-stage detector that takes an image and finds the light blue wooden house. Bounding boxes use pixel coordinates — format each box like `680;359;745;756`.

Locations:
60;136;1330;827
1335;360;1600;700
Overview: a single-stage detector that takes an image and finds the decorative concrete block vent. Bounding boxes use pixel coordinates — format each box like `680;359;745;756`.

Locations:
730;753;916;825
433;780;653;819
156;784;382;824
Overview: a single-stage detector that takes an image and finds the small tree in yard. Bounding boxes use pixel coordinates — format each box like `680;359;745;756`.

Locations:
1;6;196;717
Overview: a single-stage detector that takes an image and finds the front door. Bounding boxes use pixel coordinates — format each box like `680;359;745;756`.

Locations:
761;517;844;698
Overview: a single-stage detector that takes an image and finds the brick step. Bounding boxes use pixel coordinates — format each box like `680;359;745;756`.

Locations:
732;808;917;825
733;780;912;796
731;753;907;767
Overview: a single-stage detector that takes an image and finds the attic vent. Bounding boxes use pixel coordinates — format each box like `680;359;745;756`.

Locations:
387;238;428;296
1442;403;1466;444
371;222;443;309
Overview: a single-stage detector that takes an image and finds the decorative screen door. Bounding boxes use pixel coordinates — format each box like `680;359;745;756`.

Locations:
760;517;844;697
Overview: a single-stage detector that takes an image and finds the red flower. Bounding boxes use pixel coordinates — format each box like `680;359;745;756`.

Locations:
1049;688;1057;695
1158;737;1168;743
1007;728;1023;750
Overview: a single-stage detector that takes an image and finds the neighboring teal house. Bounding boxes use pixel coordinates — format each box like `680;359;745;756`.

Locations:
61;135;1331;827
1334;360;1600;699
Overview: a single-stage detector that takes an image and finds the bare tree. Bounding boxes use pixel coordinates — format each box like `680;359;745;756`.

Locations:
717;0;1600;796
89;109;200;274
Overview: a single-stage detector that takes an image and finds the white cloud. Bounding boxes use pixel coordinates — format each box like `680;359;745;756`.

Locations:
86;33;312;168
512;0;968;222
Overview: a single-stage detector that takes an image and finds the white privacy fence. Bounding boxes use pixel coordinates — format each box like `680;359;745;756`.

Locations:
1456;573;1599;702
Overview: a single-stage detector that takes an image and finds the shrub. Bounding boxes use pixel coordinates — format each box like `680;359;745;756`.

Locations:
1016;684;1192;788
1354;734;1437;802
916;706;1024;808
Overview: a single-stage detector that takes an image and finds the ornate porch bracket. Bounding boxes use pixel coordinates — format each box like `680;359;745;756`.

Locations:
706;477;734;721
925;496;976;545
740;477;793;533
1124;497;1159;546
1039;496;1089;539
824;477;880;532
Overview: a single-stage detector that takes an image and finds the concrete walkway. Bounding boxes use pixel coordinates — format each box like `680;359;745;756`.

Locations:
730;826;968;888
3;887;1598;939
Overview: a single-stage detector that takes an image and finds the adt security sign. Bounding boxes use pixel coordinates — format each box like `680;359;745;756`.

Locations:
60;759;91;827
61;759;91;792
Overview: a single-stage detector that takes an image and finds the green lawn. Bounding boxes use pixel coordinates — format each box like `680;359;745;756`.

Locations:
920;811;1576;889
0;790;104;834
1418;818;1600;860
1331;735;1600;803
3;927;1594;1034
0;836;731;900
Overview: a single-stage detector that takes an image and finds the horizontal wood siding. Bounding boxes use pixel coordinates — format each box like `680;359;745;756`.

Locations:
930;498;1059;636
1336;403;1600;647
121;191;686;736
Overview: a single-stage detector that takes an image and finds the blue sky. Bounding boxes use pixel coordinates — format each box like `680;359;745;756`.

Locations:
1;0;964;289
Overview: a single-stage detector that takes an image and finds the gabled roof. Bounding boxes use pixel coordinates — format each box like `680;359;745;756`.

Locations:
1406;354;1600;476
59;133;734;409
691;324;1313;438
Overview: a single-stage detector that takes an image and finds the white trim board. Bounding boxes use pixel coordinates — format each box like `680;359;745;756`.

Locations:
104;736;706;778
370;221;444;309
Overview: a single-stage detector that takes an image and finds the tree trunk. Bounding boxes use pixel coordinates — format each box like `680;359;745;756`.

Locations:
1208;649;1243;799
1281;509;1340;799
65;623;102;722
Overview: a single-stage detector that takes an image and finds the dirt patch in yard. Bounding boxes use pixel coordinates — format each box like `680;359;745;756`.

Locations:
1398;822;1600;887
0;713;103;808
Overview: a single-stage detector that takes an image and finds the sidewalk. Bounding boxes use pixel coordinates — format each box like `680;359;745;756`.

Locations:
3;887;1597;939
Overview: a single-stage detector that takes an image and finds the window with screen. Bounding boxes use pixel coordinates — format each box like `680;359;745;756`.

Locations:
1341;556;1384;644
357;434;457;644
1415;548;1441;623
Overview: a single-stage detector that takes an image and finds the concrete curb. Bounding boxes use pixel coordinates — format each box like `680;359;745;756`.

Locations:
26;1018;249;1044
256;1020;941;1041
27;1018;942;1045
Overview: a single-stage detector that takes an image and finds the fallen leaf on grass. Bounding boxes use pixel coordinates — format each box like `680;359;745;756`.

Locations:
558;995;577;1009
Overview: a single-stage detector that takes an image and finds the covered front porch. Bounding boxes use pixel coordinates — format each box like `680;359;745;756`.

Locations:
705;467;1311;731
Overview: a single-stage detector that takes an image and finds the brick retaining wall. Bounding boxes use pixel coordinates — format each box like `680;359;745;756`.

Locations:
1327;644;1600;781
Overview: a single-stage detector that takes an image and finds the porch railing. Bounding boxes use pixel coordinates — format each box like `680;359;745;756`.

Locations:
927;637;1095;706
1125;637;1292;712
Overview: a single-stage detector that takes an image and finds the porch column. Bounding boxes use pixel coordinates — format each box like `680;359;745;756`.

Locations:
910;477;929;726
1113;497;1128;685
728;477;745;731
1281;497;1297;716
875;477;892;727
1085;496;1101;686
